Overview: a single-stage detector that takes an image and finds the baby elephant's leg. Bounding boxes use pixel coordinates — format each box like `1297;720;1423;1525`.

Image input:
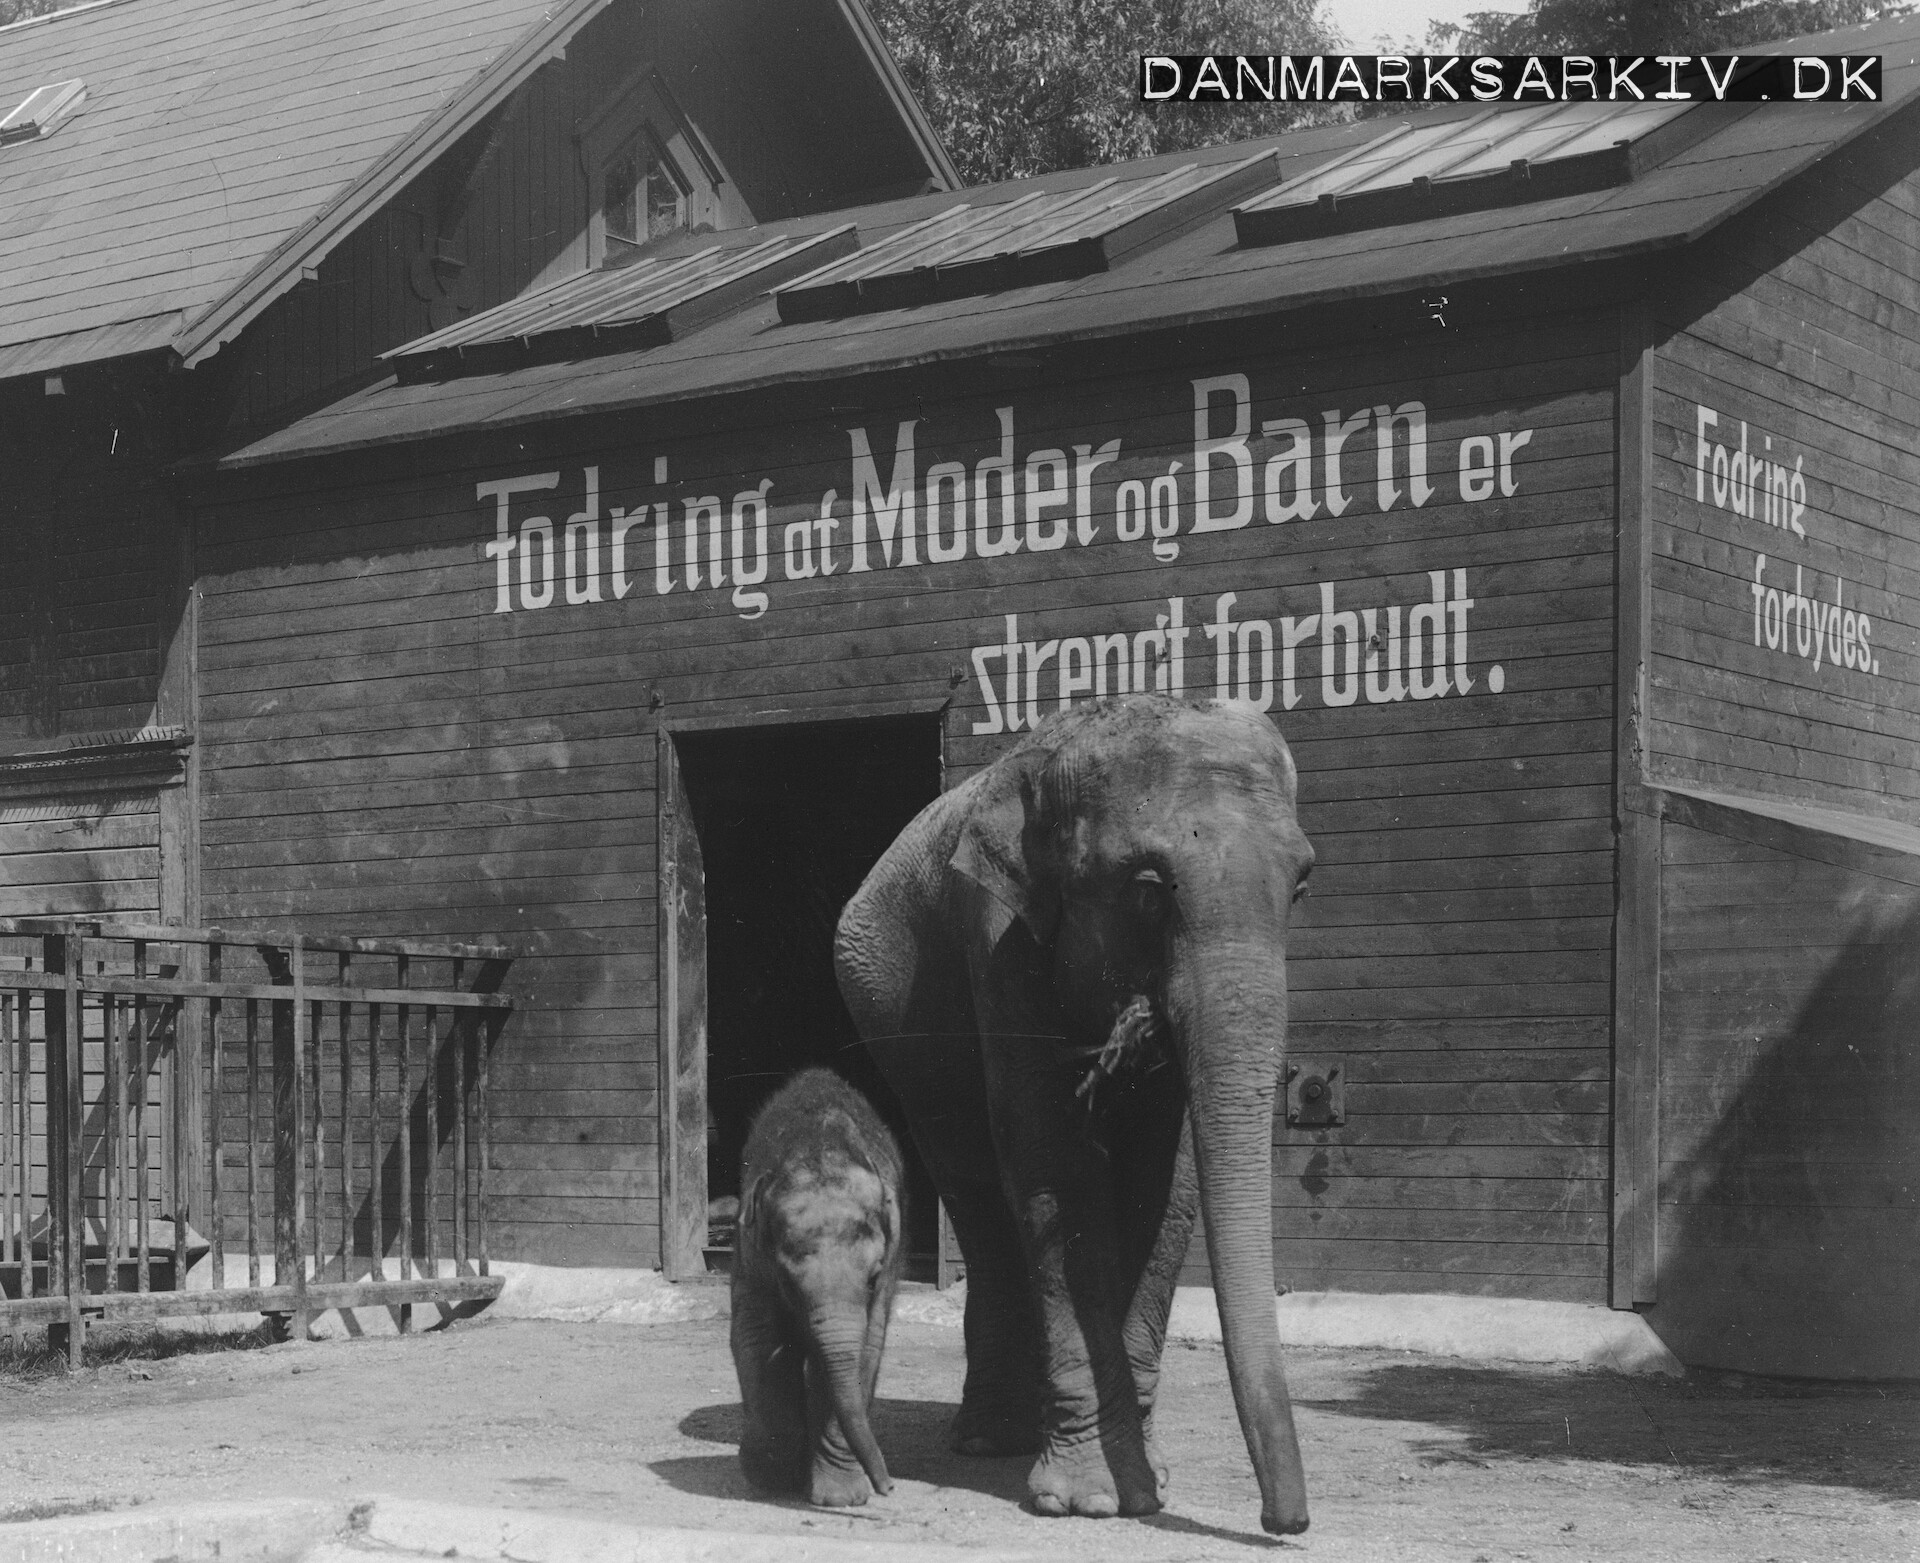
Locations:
732;1293;809;1493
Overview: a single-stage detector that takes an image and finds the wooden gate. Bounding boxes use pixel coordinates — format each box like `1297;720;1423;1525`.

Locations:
0;918;514;1364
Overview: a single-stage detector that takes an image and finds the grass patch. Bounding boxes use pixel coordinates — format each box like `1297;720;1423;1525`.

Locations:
0;1321;276;1383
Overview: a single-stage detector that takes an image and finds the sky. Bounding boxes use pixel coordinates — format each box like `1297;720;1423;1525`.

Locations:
1323;0;1525;50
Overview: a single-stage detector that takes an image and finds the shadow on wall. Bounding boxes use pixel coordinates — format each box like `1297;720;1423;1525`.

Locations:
1650;892;1920;1380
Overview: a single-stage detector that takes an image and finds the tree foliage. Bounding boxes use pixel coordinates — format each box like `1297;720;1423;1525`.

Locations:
1428;0;1911;55
866;0;1342;185
0;0;70;25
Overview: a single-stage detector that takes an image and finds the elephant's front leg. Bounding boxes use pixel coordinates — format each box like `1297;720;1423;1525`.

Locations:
981;1033;1160;1519
731;1293;809;1493
1115;1100;1199;1501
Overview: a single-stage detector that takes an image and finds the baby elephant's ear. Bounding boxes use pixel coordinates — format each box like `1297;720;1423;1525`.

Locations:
949;747;1060;948
740;1171;772;1232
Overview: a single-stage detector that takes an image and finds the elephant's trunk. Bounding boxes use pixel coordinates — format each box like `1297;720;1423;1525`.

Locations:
1169;937;1310;1536
809;1310;893;1497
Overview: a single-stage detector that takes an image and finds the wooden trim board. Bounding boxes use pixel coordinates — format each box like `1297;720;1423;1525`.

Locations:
656;727;708;1278
1611;297;1661;1309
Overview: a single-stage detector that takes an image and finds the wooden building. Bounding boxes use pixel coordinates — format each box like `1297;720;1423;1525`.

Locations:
11;3;1920;1376
0;0;952;916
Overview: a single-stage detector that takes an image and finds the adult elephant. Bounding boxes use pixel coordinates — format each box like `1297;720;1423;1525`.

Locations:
833;694;1315;1534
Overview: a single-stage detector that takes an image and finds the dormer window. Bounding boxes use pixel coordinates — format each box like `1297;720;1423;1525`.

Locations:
580;70;746;268
603;129;691;255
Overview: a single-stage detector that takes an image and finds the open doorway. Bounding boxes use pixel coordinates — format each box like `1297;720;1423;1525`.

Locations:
674;712;943;1273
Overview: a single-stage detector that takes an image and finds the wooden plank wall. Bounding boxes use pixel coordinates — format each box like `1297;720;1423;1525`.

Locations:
1647;150;1920;818
1651;809;1920;1377
196;301;1620;1289
0;799;160;920
0;385;169;747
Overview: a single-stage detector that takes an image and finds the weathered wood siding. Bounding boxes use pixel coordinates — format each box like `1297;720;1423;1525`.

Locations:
1651;805;1920;1378
192;488;657;1265
1647;146;1920;819
0;799;160;920
196;304;1618;1290
0;386;170;745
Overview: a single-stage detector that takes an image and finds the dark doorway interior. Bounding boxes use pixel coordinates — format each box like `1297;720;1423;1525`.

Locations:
677;713;942;1269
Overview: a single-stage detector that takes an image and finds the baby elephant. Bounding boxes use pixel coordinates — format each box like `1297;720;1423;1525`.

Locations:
730;1066;906;1507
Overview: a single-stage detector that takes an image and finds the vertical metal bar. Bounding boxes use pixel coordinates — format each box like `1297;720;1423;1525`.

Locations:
105;992;122;1295
1;990;12;1318
136;1006;151;1294
397;954;412;1332
135;940;150;1293
368;1000;383;1284
454;1017;469;1277
1;992;11;1276
3;989;16;1349
288;936;310;1339
246;995;260;1290
307;987;323;1289
17;982;32;1305
208;943;224;1293
423;1004;438;1283
338;955;352;1283
64;935;84;1367
476;1008;493;1281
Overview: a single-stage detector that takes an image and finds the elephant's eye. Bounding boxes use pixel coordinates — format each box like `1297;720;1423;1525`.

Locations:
1127;867;1172;921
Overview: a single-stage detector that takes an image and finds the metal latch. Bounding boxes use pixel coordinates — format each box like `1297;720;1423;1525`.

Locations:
1285;1059;1345;1128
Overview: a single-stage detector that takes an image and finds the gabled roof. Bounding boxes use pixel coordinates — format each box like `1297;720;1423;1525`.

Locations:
0;0;954;383
221;13;1920;469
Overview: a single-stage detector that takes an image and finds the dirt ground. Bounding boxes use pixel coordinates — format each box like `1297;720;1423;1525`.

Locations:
1;1309;1915;1562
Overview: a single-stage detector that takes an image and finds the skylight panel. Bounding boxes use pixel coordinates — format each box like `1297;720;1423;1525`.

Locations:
384;225;857;383
775;152;1277;322
0;79;86;144
1234;99;1704;246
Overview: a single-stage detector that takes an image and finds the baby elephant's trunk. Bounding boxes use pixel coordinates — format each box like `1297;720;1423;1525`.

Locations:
812;1311;892;1496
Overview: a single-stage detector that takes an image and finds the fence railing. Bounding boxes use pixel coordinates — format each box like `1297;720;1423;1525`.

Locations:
0;918;514;1364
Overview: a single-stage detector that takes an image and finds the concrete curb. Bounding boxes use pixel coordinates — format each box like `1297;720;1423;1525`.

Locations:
354;1497;1043;1562
0;1498;354;1563
109;1259;1682;1375
482;1268;1683;1376
0;1498;1044;1563
1176;1287;1686;1376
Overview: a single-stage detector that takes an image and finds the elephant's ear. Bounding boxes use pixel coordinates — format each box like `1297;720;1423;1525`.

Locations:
949;746;1060;948
740;1171;772;1236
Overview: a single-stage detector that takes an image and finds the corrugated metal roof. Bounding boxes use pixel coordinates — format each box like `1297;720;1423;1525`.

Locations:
218;13;1920;470
773;153;1274;320
384;226;858;381
1234;99;1704;243
0;0;610;375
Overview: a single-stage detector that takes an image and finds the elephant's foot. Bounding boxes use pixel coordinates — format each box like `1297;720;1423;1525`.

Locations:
951;1399;1042;1457
740;1438;807;1494
1027;1437;1161;1519
809;1460;876;1508
1141;1430;1170;1503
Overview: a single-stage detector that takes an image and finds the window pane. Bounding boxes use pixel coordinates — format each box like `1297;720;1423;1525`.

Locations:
605;143;640;245
645;154;687;241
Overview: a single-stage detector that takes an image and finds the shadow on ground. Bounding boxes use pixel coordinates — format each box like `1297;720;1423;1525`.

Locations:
1300;1361;1920;1500
661;1398;1040;1508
